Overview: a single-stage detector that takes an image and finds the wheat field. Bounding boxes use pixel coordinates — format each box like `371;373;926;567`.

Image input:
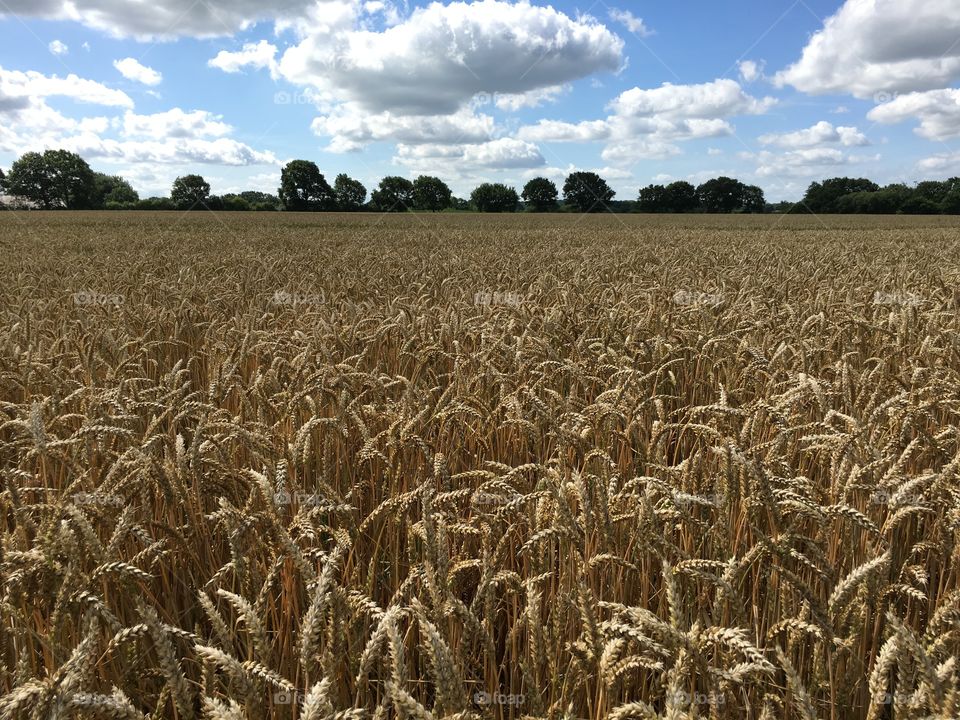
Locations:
2;211;960;719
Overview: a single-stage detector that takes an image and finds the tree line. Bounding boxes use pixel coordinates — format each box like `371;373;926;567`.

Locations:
4;148;960;214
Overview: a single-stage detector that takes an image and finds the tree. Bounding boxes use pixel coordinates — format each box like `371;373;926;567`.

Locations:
370;176;414;212
92;173;138;208
696;177;748;213
171;175;211;210
942;188;960;215
6;149;95;209
799;177;880;213
412;175;452;212
334;174;367;211
522;177;559;212
741;185;766;214
238;191;279;210
664;181;700;213
637;184;668;213
563;171;615;213
470;183;519;213
278;160;335;211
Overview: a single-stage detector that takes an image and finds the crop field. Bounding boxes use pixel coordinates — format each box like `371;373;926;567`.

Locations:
4;210;960;720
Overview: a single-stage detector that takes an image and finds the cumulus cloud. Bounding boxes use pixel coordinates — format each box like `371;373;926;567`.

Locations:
279;0;624;115
0;0;331;38
121;109;233;139
754;147;879;177
313;105;495;152
775;0;960;98
517;119;611;143
492;85;568;112
918;151;960;174
608;8;652;37
738;60;764;83
208;40;278;76
516;79;774;166
868;88;960;140
113;58;162;86
48;40;68;55
758;121;869;148
0;66;132;108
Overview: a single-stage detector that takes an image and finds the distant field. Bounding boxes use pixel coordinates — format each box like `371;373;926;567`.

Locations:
3;211;960;719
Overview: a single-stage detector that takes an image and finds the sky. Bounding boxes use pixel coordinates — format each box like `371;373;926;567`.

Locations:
0;0;959;203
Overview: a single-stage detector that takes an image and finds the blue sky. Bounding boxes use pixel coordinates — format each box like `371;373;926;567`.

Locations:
1;0;958;202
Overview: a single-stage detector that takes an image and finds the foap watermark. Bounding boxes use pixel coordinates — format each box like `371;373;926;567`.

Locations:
667;691;726;707
271;290;326;307
72;492;124;507
272;690;301;705
673;290;723;307
473;691;524;707
471;491;515;508
274;492;325;507
474;290;523;308
73;290;124;307
873;291;923;308
873;91;901;105
273;91;314;106
869;488;925;506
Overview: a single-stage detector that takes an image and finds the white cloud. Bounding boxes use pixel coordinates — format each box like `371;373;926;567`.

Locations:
0;66;132;108
492;85;568;112
396;138;544;169
609;79;776;119
121;109;233;139
868;88;960;140
754;147;880;177
517;119;611;143
208;40;278;76
0;0;332;38
608;8;652;37
48;40;68;56
516;79;773;167
738;60;764;83
918;151;960;174
113;57;162;86
279;0;624;115
461;138;544;168
758;121;869;148
775;0;960;98
707;148;723;156
313;105;495;152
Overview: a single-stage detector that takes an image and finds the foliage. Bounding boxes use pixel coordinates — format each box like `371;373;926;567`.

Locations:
333;173;367;211
412;175;452;212
171;174;212;210
6;150;95;209
563;171;615;213
370;176;414;212
522;177;559;212
279;160;335;212
470;182;519;212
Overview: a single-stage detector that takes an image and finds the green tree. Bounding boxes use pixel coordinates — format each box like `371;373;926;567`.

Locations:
942;188;960;215
522;177;559;212
92;173;139;208
741;184;766;214
799;177;879;213
279;160;335;211
664;181;700;213
370;176;414;212
470;183;519;213
563;171;615;213
412;175;452;212
171;174;211;210
696;176;748;214
334;174;367;211
238;191;279;210
637;184;668;212
7;149;95;209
